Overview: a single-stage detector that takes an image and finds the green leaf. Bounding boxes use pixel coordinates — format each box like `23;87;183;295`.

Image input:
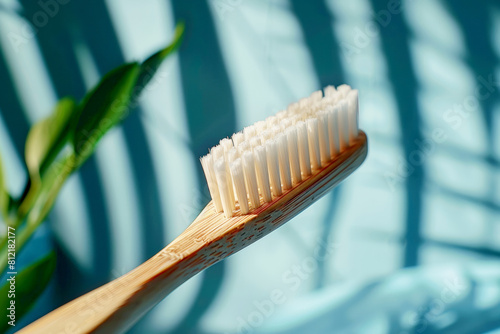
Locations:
0;153;8;218
0;252;56;332
135;21;185;95
73;62;141;165
72;23;184;166
24;97;77;179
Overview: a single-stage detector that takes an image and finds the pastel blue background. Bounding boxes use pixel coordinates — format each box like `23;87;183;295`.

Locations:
0;0;499;333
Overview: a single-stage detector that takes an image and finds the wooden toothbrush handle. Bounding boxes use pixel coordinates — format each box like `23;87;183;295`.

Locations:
17;235;215;333
18;200;236;333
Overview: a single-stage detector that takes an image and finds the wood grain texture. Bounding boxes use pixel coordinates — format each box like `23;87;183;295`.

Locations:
19;131;368;334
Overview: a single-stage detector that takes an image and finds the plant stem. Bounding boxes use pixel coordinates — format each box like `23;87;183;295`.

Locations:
18;170;69;251
0;154;74;274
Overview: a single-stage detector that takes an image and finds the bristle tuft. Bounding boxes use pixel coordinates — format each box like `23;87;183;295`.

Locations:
230;159;249;214
254;146;272;203
214;158;234;217
306;118;321;170
242;151;260;209
200;84;360;217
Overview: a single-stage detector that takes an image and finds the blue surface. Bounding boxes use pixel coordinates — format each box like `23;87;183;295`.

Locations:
0;0;499;333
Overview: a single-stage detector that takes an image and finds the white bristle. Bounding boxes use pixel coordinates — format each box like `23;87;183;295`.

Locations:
244;125;256;141
271;125;282;136
290;115;300;125
200;84;360;215
287;102;299;114
276;110;288;120
308;96;318;108
227;149;240;209
238;141;250;155
309;103;319;115
227;147;239;163
337;84;351;98
331;91;343;104
212;145;223;161
276;133;292;190
210;146;227;210
261;129;273;143
230;159;249;214
254;146;272;203
214;158;234;217
220;138;236;208
242;151;260;209
306;118;321;169
220;138;232;150
286;127;302;184
298;98;309;110
280;118;292;130
327;107;340;157
317;112;331;164
320;97;333;110
250;137;261;149
324;85;336;97
232;132;244;147
255;121;267;133
265;139;282;197
266;116;278;128
296;121;312;177
201;154;223;212
347;89;359;144
337;100;350;151
310;90;323;102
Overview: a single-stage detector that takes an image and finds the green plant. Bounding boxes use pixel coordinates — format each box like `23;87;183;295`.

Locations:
0;22;184;329
1;252;55;333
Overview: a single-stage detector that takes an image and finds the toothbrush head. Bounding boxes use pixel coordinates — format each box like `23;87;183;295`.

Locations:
200;85;365;219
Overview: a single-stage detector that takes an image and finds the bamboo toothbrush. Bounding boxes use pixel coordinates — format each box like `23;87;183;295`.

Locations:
19;84;367;334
